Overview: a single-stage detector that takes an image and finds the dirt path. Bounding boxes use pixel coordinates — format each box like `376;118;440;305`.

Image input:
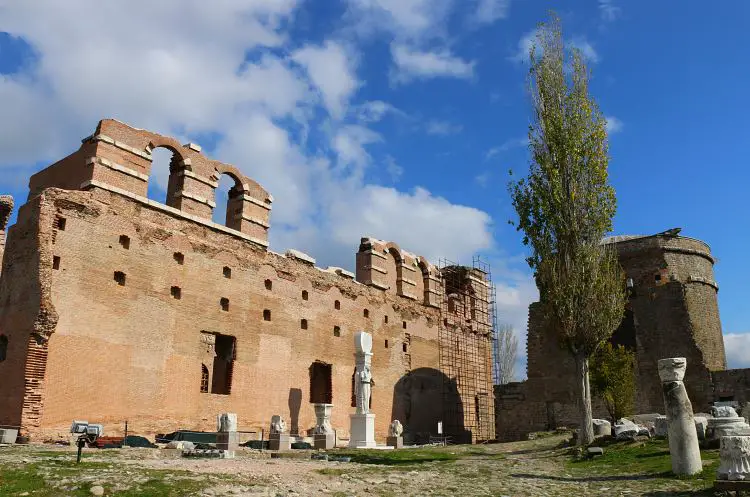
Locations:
0;435;716;496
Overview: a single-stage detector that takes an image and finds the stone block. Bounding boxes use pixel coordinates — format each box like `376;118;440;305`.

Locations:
0;428;18;444
216;431;240;452
592;419;611;437
695;417;708;440
655;416;668;437
269;433;291;451
386;436;403;448
587;447;604;458
314;433;336;450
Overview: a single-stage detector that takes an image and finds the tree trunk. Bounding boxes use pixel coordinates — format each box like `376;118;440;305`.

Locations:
575;352;595;446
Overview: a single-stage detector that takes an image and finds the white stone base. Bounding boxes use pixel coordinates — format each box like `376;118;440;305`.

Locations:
349;413;376;448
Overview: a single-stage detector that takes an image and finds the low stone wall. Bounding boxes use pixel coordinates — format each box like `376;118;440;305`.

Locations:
713;368;750;405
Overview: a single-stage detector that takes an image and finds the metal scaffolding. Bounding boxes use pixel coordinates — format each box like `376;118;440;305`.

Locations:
438;256;497;443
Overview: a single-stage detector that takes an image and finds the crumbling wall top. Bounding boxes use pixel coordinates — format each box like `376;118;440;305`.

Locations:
0;195;13;231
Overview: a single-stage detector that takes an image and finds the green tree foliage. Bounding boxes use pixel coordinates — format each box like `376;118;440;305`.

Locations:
590;342;636;423
508;12;627;445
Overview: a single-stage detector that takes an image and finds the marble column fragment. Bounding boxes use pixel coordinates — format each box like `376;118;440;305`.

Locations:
658;357;703;476
717;436;750;481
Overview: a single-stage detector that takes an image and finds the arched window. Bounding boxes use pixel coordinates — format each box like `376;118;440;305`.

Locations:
302;290;308;301
212;170;247;231
334;300;340;310
147;147;182;208
265;279;273;291
301;319;308;330
363;309;369;318
0;335;7;362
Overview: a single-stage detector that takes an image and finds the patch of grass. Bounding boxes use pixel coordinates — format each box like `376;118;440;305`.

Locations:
331;448;459;466
567;438;720;484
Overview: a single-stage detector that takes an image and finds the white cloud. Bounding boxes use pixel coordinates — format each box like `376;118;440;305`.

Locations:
355;100;404;122
384;155;404;182
332;125;382;173
485;137;529;159
328;185;494;263
569;37;599;63
599;0;621;22
426;119;463;135
471;0;511;25
292;41;360;120
474;172;490;187
724;333;750;369
509;29;538;63
391;44;474;83
606;116;624;134
0;0;500;279
343;0;453;41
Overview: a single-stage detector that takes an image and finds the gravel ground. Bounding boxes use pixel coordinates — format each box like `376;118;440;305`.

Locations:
0;435;719;496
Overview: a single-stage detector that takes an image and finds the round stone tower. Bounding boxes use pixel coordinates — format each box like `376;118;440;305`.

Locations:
606;231;726;412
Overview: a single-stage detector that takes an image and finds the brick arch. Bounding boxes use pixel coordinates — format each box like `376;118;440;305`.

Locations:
383;244;402;296
145;139;187;161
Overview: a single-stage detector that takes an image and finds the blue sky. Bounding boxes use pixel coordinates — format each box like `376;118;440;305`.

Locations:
1;1;749;374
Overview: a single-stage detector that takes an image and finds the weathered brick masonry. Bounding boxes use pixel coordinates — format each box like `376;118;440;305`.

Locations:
496;232;749;441
0;119;495;443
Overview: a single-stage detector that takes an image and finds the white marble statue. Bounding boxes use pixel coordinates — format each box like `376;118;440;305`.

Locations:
355;365;373;414
389;420;404;437
270;415;286;435
353;331;374;415
717;436;750;481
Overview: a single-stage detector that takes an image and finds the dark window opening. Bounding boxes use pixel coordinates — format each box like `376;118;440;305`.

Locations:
220;298;229;312
334;300;340;310
364;309;369;318
610;308;636;350
301;319;308;330
0;335;7;362
171;286;182;300
114;271;126;286
403;321;407;329
200;364;209;393
655;273;662;282
302;290;308;300
119;235;130;249
174;252;185;265
403;342;408;353
52;256;61;270
443;318;448;327
309;361;333;404
265;279;272;290
719;396;735;402
210;333;236;395
385;339;389;348
384;315;389;324
223;266;232;279
333;326;341;337
263;309;271;321
55;216;66;231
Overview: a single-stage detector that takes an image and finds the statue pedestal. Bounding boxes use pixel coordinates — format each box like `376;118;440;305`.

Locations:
216;431;240;456
269;432;291;451
349;413;376;448
386;436;403;448
314;433;336;449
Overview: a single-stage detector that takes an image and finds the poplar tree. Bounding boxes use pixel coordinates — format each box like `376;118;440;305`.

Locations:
509;13;627;446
